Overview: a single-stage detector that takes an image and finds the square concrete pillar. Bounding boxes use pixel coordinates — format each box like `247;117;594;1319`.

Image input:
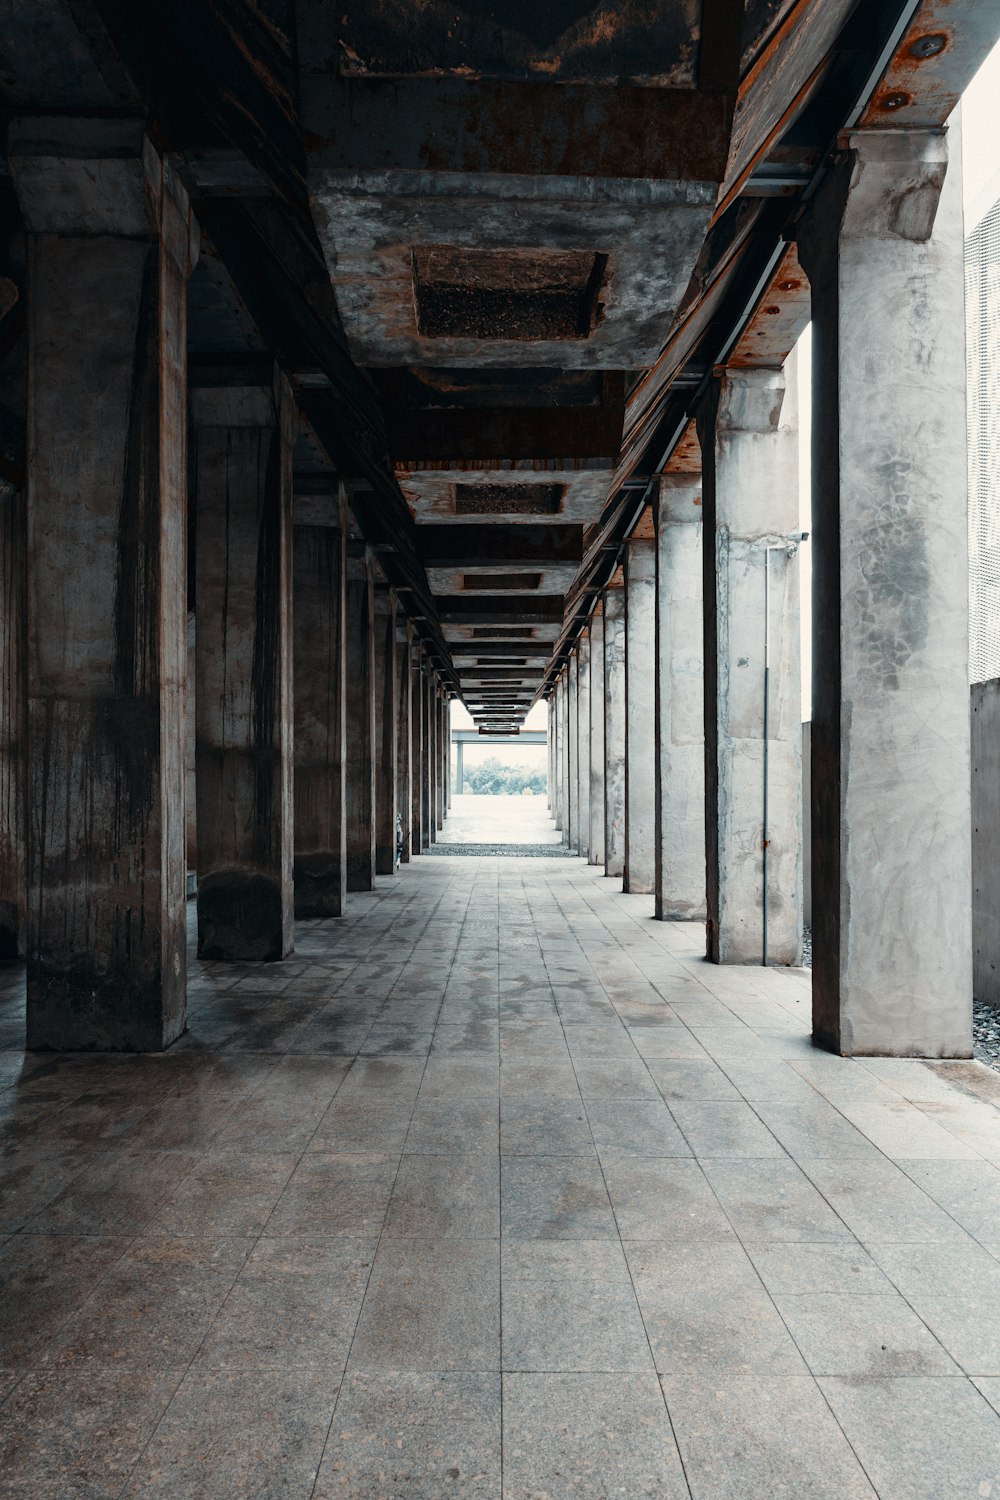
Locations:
428;674;439;843
293;490;347;917
698;366;802;965
567;653;580;851
374;585;398;875
435;686;446;831
411;646;425;855
397;619;414;864
655;470;706;921
345;547;376;890
589;608;606;867
420;666;433;851
193;366;296;963
577;631;592;862
443;693;452;815
555;672;568;838
603;584;627;878
0;488;26;959
12;122;196;1047
799;127;972;1055
624;534;656;894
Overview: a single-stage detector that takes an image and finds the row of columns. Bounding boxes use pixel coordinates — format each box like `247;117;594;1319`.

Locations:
0;123;454;1051
549;126;973;1057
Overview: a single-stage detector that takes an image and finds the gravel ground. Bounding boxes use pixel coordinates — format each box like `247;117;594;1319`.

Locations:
803;928;1000;1072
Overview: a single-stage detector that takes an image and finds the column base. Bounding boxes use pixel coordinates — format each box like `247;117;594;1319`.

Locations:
27;961;185;1052
293;855;345;919
197;872;292;961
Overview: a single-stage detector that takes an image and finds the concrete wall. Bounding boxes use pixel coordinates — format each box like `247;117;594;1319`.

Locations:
973;679;1000;1004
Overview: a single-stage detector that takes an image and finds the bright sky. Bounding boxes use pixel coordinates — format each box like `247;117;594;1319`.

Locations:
963;35;1000;232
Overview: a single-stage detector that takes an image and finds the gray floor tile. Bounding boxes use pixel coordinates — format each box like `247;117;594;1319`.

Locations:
701;1157;854;1241
350;1239;500;1372
406;1097;499;1155
800;1157;973;1243
750;1097;880;1158
662;1374;878;1499
745;1240;893;1295
45;1236;252;1367
603;1154;736;1241
197;1237;375;1368
669;1101;784;1157
121;1365;338;1499
500;1155;616;1240
645;1058;741;1101
503;1373;688;1500
501;1241;652;1373
500;1096;594;1156
585;1099;692;1156
146;1151;298;1237
626;1240;807;1376
0;1366;181;1499
500;1061;580;1098
27;1150;198;1236
774;1291;961;1375
0;1233;131;1365
820;1375;1000;1500
313;1372;501;1500
624;1027;710;1060
263;1151;398;1238
573;1060;660;1099
385;1153;500;1238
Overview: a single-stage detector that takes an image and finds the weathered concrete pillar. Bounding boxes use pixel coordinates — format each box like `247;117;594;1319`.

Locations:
577;632;592;862
655;468;707;920
374;584;398;875
420;666;433;850
11;122;196;1047
411;646;424;855
799;127;971;1055
193;365;295;963
397;618;413;864
0;488;26;959
698;365;801;964
589;607;606;867
555;672;567;837
547;697;555;813
428;674;439;842
445;694;452;812
624;533;656;893
567;652;580;850
292;489;347;917
603;583;627;878
435;685;446;831
345;546;376;890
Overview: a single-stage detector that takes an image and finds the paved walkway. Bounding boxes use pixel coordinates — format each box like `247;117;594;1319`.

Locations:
437;792;562;844
2;857;1000;1496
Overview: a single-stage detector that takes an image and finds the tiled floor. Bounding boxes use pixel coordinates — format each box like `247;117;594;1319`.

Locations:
2;855;1000;1496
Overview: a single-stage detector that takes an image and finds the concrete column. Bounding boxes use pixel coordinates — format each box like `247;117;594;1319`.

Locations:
293;489;347;917
411;647;424;854
11;123;196;1047
577;632;592;861
373;585;398;875
567;653;579;850
456;737;464;797
555;674;567;836
193;366;295;962
435;686;445;830
655;471;707;920
589;608;606;867
345;547;376;890
420;667;432;850
428;674;439;842
624;535;656;893
547;698;554;812
799;127;971;1055
603;585;627;878
397;619;413;864
0;489;26;959
698;366;801;964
